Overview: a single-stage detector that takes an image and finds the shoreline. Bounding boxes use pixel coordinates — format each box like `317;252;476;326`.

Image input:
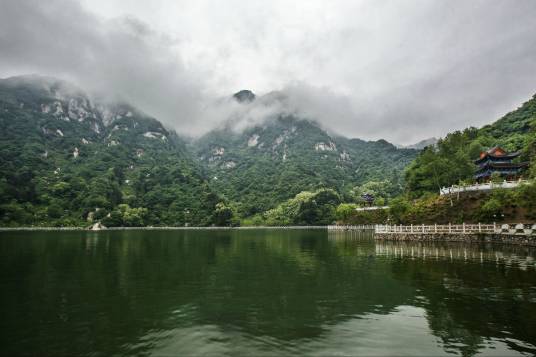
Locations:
0;226;331;231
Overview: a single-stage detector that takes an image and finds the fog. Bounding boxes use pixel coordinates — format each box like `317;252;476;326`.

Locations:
1;0;535;144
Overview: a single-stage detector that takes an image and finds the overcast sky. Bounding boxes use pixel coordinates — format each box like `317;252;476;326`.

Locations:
1;0;535;144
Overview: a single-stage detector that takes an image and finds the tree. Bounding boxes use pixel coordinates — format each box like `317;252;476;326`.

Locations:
47;203;63;219
214;202;234;226
335;203;358;221
388;197;411;224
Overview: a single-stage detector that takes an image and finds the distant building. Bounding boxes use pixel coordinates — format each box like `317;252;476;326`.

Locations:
474;146;528;181
361;193;375;207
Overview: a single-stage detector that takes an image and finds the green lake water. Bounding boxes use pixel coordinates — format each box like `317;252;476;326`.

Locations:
1;229;536;356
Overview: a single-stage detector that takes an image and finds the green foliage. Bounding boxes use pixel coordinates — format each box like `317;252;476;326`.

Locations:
337;180;536;225
490;172;502;184
214;202;237;227
46;203;63;219
350;180;394;205
99;204;148;227
477;198;503;222
405;130;481;197
405;94;536;197
335;203;358;221
335;205;388;225
2;76;535;227
0;76;220;227
514;181;536;219
193;116;417;216
101;211;123;227
260;189;341;226
388;197;412;224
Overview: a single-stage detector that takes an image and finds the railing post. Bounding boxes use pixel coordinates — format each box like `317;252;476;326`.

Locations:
463;222;466;234
449;223;452;233
410;224;413;233
478;222;481;233
422;224;425;233
435;224;437;233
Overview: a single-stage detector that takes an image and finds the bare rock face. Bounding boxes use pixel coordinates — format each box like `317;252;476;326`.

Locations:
233;89;256;103
88;222;106;230
248;134;260;147
223;161;236;169
314;142;337;151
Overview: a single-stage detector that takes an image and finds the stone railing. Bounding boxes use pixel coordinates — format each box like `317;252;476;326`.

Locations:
328;225;376;231
439;180;526;196
354;206;389;211
375;223;536;235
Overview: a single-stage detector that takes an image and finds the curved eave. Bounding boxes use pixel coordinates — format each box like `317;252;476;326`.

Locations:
475;162;529;175
474;152;520;164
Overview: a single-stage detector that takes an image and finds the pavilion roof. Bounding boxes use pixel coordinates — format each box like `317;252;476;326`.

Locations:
474;146;520;164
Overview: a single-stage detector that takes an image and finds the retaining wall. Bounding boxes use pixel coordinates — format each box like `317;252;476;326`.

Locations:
375;233;536;246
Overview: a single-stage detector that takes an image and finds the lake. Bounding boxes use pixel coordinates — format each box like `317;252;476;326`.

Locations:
1;229;536;356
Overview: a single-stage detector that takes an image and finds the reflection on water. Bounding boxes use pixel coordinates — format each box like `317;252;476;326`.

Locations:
1;229;536;356
375;241;536;270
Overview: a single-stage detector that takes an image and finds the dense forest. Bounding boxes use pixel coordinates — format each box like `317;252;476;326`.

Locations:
338;94;536;225
192;114;415;217
0;75;416;227
405;94;536;197
0;76;220;227
1;75;534;227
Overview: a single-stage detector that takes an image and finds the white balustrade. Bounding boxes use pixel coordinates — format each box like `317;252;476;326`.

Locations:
373;223;534;236
440;180;527;196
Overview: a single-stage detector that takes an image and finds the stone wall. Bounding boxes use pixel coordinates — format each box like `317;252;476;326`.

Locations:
374;233;536;246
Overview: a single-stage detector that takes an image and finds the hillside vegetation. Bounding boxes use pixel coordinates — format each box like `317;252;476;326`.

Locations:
405;95;536;197
2;75;533;227
0;76;219;227
193;113;416;216
0;76;416;227
338;94;536;225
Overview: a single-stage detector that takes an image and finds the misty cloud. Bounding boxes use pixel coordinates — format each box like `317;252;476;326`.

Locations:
0;0;204;130
1;0;536;144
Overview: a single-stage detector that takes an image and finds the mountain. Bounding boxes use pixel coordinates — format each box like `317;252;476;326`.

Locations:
0;78;418;226
405;94;536;197
0;75;219;226
401;137;438;150
192;90;418;216
232;89;256;103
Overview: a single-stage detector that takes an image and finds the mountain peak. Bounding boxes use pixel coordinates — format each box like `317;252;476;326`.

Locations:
401;137;438;150
233;89;255;103
1;74;88;103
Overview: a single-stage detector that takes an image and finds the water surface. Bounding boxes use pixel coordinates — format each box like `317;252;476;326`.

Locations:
1;229;536;356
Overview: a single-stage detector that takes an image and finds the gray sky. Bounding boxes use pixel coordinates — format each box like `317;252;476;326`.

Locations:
1;0;535;144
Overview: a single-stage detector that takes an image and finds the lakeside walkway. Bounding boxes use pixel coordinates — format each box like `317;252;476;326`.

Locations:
375;223;536;235
439;180;527;196
373;223;536;246
354;206;389;211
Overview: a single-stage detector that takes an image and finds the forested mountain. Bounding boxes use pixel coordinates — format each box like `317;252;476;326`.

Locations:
0;76;417;226
337;94;536;226
192;91;418;216
405;94;536;197
401;137;438;150
0;75;219;226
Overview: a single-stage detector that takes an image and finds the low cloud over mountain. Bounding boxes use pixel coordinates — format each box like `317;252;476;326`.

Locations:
1;0;536;144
